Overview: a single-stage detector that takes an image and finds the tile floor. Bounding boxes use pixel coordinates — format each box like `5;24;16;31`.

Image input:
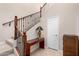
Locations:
8;53;16;56
31;48;63;56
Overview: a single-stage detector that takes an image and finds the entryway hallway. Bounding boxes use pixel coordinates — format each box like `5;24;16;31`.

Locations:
31;48;63;56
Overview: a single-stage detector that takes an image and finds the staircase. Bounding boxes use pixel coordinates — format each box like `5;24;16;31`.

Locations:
0;39;15;56
14;11;41;56
1;11;41;56
1;3;47;56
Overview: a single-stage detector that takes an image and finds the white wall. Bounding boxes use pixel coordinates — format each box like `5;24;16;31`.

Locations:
40;3;79;50
27;22;40;40
1;3;79;51
0;3;43;53
0;3;41;42
76;15;79;36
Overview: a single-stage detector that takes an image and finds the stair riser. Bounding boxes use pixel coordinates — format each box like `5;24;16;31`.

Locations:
0;49;13;56
6;40;13;47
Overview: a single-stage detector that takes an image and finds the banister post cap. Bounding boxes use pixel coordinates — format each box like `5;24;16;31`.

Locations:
15;16;17;19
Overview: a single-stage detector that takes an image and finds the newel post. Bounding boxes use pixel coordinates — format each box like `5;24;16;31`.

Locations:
14;16;18;40
22;32;27;56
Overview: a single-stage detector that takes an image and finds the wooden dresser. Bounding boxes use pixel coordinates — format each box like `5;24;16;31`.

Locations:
63;35;79;56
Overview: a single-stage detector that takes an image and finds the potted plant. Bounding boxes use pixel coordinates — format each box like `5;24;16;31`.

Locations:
36;26;43;39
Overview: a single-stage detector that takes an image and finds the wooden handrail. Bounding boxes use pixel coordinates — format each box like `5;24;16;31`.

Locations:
2;11;40;26
41;3;47;10
3;20;14;25
19;11;40;20
2;3;47;26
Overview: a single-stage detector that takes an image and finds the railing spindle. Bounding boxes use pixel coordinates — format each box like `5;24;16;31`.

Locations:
23;18;24;32
20;19;22;32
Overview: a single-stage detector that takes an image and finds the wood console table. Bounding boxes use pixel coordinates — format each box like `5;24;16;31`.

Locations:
24;38;44;56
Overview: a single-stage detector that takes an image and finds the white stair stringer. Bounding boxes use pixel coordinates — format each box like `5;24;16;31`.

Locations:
0;42;14;56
